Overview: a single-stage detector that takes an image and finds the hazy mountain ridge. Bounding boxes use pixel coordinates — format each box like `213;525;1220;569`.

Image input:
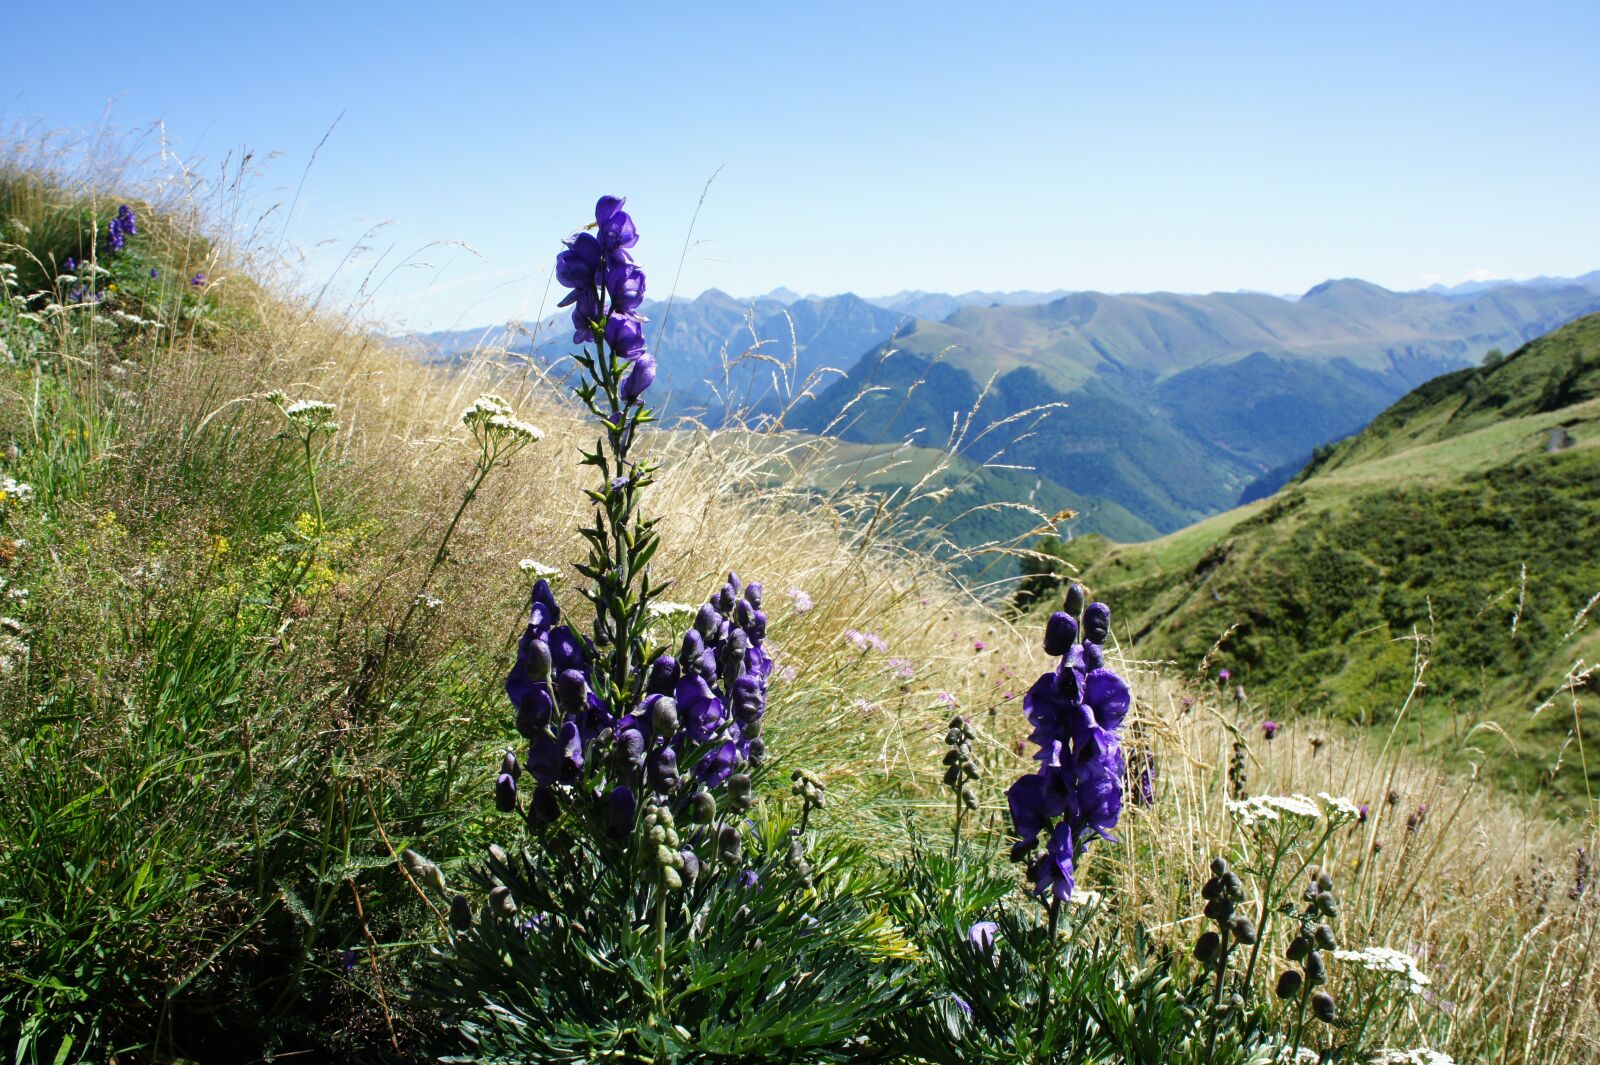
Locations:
1033;312;1600;800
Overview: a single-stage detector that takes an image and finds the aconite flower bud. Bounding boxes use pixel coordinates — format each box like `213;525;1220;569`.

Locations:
1229;916;1258;945
1044;612;1077;656
960;783;979;810
744;582;763;609
1304;949;1326;985
648;747;680;792
680;848;700;883
501;748;520;780
1276;970;1303;999
606;785;636;838
617;727;646;770
487;843;509;867
651;696;679;740
1315;891;1339;918
1311;991;1337;1023
527;783;559;828
1064;582;1087;619
1210;857;1230;877
526;637;552;679
449;893;473;932
495;772;518;813
489;884;517;918
1221;871;1244;901
646;653;679;696
691;789;716;823
694;603;721;641
555;668;588;717
748;609;767;642
733;598;754;628
717;824;742;864
1287;933;1310;961
728;772;754;811
402;848;448;894
1194;930;1221;963
1204;897;1234;922
1314;923;1338;950
748;737;766;765
1316;870;1334;892
1083;602;1111;643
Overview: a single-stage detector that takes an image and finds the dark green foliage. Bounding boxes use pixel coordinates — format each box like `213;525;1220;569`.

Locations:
426;810;912;1064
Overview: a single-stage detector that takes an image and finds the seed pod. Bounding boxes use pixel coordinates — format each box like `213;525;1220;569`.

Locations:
1044;612;1077;656
449;893;473;932
1314;923;1338;951
1194;930;1221;964
1311;991;1337;1023
1276;969;1303;999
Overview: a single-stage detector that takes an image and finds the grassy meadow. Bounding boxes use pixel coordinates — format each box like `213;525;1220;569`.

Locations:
1;140;1598;1063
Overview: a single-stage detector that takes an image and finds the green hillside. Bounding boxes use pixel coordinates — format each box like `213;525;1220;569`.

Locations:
1033;314;1600;803
794;282;1600;535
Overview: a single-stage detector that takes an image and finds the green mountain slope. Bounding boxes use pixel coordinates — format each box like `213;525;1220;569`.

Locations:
793;281;1600;534
1038;314;1600;802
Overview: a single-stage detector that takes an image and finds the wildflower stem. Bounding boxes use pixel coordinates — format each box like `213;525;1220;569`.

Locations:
1288;976;1312;1062
1036;894;1063;1041
393;452;493;641
1205;925;1234;1057
1242;839;1289;997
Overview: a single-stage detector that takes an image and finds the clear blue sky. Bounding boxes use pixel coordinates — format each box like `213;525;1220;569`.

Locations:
5;1;1598;330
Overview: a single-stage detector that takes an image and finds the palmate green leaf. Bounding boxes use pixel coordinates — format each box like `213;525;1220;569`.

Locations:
422;805;913;1063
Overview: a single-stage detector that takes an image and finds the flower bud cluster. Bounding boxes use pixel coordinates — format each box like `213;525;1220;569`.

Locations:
644;802;690;891
1195;856;1251;1018
1006;584;1131;902
1277;866;1341;1025
942;715;981;812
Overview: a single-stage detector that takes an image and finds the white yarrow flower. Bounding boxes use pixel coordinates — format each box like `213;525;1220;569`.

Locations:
1318;792;1362;823
1371;1050;1454;1065
518;559;560;579
1333;946;1431;994
1227;793;1321;829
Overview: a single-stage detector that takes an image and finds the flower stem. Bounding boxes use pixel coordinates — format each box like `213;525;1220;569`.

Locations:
1205;926;1234;1057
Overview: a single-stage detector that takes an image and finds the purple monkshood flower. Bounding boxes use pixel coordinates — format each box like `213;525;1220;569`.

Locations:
191;272;206;287
968;921;999;951
149;268;159;279
553;195;654;400
62;257;76;272
107;204;137;253
1007;594;1132;902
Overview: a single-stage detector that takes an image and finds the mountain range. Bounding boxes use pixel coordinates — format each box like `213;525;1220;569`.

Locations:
409;271;1600;542
1026;312;1600;802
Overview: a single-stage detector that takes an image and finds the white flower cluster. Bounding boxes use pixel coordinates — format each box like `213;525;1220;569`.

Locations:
1226;793;1322;829
518;559;560;579
266;391;339;434
1317;792;1362;823
1333;945;1431;994
0;616;28;675
646;601;696;622
1370;1049;1454;1065
461;393;542;444
1;475;35;506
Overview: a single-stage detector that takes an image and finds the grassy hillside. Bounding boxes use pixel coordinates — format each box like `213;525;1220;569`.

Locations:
5;153;1600;1064
1040;314;1600;803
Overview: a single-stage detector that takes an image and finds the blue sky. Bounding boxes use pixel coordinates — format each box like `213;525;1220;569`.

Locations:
5;1;1598;330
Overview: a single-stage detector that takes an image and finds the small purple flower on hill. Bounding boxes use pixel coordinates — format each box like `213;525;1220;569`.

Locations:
1262;720;1279;741
107;204;137;252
